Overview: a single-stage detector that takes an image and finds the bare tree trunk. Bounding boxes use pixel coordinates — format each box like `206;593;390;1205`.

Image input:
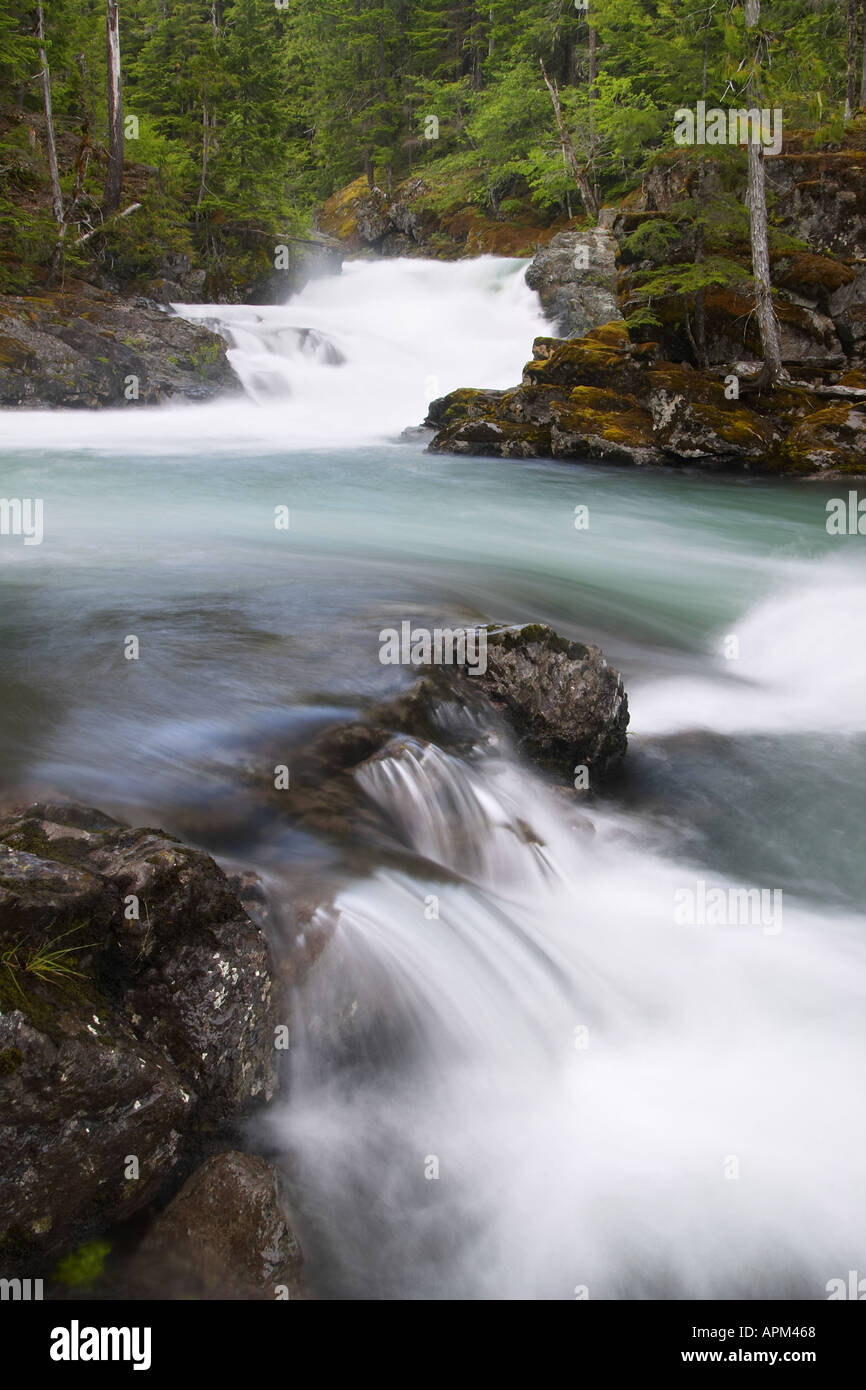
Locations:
693;19;710;368
105;0;124;212
540;60;598;220
860;0;866;109
197;103;209;206
743;0;785;388
846;0;858;118
746;139;784;385
36;2;63;229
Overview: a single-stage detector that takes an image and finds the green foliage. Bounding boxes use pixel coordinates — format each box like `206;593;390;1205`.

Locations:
0;0;858;294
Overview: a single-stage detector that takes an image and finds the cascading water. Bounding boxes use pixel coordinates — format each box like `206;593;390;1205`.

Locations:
264;723;866;1301
1;256;864;1301
0;256;547;452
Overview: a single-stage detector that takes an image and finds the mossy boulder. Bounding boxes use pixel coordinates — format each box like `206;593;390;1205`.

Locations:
782;403;866;471
0;803;277;1264
550;385;657;462
427;317;866;473
0;281;239;408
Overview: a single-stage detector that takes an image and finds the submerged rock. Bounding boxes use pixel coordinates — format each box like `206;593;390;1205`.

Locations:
270;622;629;847
121;1151;305;1300
0;803;277;1261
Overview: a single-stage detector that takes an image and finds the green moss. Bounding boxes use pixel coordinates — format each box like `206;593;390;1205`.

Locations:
0;1047;23;1076
53;1239;112;1291
554;387;655;447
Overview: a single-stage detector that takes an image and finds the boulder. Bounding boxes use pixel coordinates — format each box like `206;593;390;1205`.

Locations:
525;227;623;338
121;1152;305;1300
0;281;240;408
468;624;629;780
0;803;277;1261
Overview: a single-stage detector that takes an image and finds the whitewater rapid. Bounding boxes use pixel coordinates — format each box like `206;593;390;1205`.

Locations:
0;256;547;451
264;728;866;1300
1;253;864;1301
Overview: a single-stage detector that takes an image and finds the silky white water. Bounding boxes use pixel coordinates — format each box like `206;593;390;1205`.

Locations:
1;256;864;1299
0;256;547;451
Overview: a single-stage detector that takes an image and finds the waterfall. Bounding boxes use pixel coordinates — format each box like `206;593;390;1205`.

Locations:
1;257;548;452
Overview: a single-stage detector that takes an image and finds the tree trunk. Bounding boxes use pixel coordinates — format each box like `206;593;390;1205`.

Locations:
105;0;124;212
588;25;597;95
846;0;858;118
743;0;785;389
860;0;866;109
36;3;63;229
693;20;710;369
540;60;598;220
197;103;209;206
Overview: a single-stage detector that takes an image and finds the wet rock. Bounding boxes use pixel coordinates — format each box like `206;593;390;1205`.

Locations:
268;624;629;846
0;1005;189;1263
0;281;239;408
428;319;866;473
525;227;623;339
121;1151;305;1300
0;802;277;1261
469;624;629;781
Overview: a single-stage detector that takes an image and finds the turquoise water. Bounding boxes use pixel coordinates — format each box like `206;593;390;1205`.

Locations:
1;256;865;1298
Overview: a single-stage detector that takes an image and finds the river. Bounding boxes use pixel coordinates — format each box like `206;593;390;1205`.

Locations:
1;257;864;1299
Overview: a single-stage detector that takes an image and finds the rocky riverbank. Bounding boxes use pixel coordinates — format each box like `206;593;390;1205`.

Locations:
0;624;627;1297
0;239;342;411
424;137;866;475
426;318;866;472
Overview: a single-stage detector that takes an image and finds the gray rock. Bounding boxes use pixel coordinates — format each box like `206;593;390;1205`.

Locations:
525;228;623;338
828;266;866;359
0;281;240;409
470;624;629;781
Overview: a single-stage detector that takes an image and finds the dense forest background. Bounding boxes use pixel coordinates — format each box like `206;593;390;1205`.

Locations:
0;0;864;295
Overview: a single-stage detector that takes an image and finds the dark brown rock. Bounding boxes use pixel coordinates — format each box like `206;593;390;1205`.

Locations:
122;1151;305;1300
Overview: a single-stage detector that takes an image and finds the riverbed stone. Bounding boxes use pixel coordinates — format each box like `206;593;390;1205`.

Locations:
0;802;277;1261
121;1151;306;1300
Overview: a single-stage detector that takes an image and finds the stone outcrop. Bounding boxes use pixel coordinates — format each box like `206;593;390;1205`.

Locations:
426;320;866;473
0;281;239;408
524;227;622;338
0;803;277;1263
